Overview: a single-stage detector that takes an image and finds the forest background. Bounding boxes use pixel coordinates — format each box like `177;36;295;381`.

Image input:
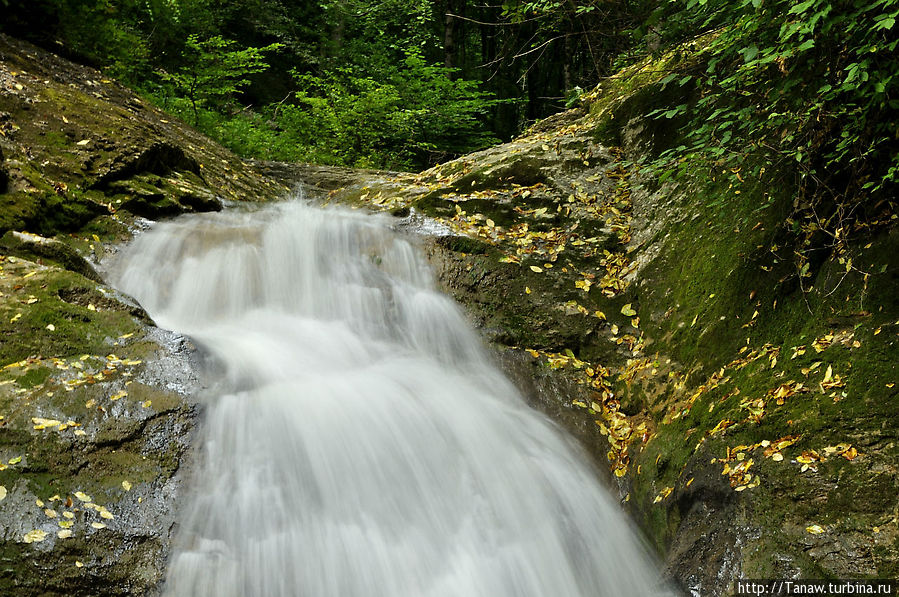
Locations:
1;0;897;210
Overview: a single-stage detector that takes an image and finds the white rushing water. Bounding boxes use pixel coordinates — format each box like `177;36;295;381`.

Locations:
112;199;673;597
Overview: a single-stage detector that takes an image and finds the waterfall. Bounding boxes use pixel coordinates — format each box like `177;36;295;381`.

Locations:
112;199;673;597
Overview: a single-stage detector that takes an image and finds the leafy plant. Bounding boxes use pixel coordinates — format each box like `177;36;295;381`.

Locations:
286;50;498;168
641;0;899;205
158;35;282;125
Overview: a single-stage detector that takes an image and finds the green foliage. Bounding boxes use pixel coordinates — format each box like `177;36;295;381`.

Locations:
641;0;899;206
157;35;282;124
287;52;497;168
1;0;506;169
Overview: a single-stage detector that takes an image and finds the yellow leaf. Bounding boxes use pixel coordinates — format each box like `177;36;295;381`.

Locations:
74;491;92;502
46;324;55;332
593;310;606;319
806;524;825;535
122;480;132;491
620;303;637;317
90;522;107;529
58;530;73;539
525;287;531;294
32;417;62;430
44;509;57;518
529;265;543;273
76;139;90;146
0;486;6;501
23;529;48;543
75;561;84;568
62;512;75;520
100;510;114;520
841;446;858;461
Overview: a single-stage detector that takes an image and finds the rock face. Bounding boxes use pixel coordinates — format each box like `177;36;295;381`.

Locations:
0;34;284;237
329;50;899;594
0;35;285;595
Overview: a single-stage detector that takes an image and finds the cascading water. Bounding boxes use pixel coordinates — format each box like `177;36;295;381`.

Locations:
112;199;673;597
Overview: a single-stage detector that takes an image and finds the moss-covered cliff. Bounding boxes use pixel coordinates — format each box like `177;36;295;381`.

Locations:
324;43;898;595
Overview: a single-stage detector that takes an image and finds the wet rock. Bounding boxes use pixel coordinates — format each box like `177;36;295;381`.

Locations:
249;159;406;200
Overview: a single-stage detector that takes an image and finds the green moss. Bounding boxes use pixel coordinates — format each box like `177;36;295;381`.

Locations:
0;263;140;366
17;366;53;388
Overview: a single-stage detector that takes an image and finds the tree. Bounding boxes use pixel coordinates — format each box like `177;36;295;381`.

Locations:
159;35;282;125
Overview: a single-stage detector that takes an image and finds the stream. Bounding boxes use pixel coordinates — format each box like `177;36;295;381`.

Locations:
111;199;673;597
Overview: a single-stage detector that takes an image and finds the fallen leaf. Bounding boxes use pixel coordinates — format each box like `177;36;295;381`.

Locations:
529;265;543;273
57;530;73;539
620;303;637;317
806;524;825;534
0;486;6;501
23;529;48;543
122;480;132;491
90;522;106;529
74;491;92;502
